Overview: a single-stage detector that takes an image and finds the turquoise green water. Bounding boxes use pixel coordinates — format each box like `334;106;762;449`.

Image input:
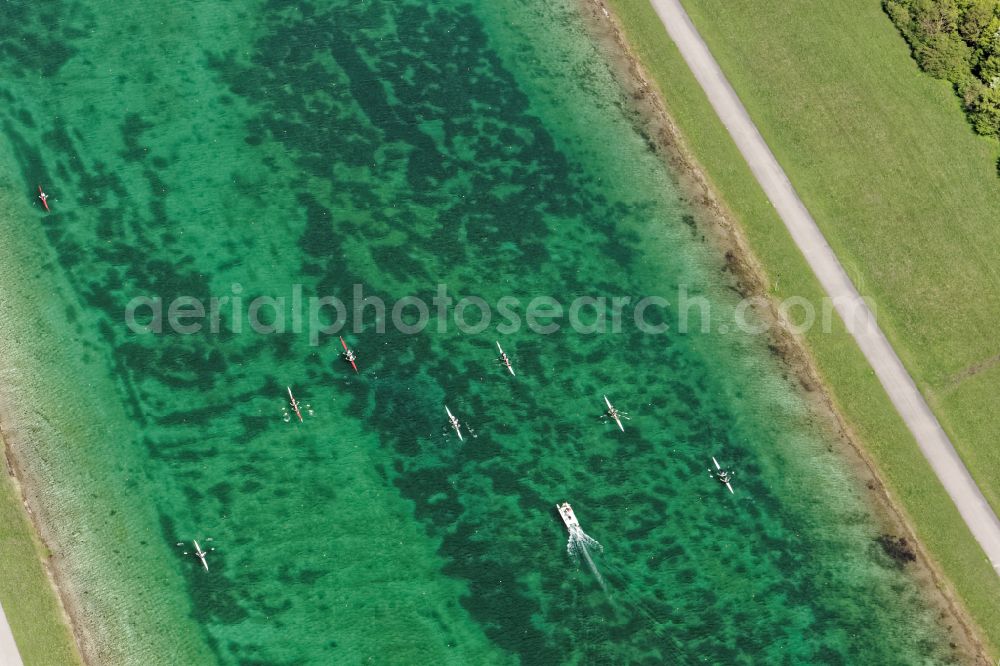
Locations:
0;0;964;664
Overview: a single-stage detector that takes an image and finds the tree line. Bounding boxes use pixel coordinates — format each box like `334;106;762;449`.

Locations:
885;0;1000;140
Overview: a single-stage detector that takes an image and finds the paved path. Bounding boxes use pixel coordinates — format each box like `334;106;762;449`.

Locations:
648;0;1000;572
0;602;23;666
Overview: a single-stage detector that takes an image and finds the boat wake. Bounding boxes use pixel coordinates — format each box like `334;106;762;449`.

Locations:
567;528;606;591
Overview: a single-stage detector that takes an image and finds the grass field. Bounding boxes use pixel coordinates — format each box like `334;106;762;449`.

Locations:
604;0;1000;655
676;0;1000;513
0;454;81;665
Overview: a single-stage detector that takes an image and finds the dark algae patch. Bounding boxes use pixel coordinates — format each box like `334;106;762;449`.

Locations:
0;0;971;663
878;534;919;566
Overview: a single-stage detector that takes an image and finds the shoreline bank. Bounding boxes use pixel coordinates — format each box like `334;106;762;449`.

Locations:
0;372;112;666
0;159;214;663
0;424;82;664
576;0;990;660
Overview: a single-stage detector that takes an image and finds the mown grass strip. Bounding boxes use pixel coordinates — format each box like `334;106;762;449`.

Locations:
604;0;1000;655
672;0;1000;512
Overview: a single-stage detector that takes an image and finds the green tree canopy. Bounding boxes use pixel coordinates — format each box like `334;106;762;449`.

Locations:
886;0;1000;139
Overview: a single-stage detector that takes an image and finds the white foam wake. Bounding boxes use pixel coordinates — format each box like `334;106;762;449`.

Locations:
567;528;606;590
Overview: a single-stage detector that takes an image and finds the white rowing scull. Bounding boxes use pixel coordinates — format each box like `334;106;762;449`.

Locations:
445;405;464;441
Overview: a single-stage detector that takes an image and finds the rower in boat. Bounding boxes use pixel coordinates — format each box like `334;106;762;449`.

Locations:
602;395;628;432
37;185;49;212
193;540;210;571
496;341;515;376
711;456;735;494
445;405;464;441
340;336;358;373
287;386;303;423
177;538;214;571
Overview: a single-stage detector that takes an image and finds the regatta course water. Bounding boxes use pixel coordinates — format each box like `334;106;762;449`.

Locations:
0;0;965;663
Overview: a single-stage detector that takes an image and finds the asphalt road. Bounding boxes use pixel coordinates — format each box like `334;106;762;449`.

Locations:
648;0;1000;572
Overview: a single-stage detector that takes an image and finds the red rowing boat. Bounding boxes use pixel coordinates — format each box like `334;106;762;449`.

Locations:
340;337;358;373
37;185;49;212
